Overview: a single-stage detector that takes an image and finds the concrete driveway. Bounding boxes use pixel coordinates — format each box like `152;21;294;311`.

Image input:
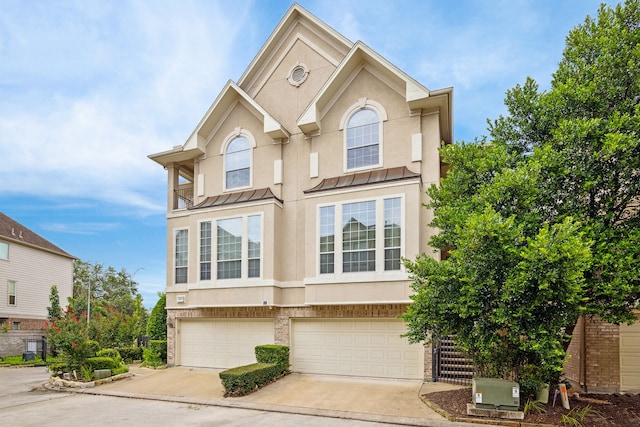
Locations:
93;365;463;425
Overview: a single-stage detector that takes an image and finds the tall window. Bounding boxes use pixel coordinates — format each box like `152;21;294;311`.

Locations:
319;197;402;275
384;197;402;270
217;218;242;279
346;108;379;170
247;215;261;278
200;221;212;280
175;229;188;284
0;241;8;260
319;206;335;274
8;280;16;305
225;136;251;189
217;214;262;280
343;200;376;272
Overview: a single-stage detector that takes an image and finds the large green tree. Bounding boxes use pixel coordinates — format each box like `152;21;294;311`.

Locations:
403;0;640;388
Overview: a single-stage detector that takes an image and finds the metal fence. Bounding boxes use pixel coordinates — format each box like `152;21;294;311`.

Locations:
432;336;474;385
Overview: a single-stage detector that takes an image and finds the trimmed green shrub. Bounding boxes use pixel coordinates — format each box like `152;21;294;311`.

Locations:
149;340;167;362
48;362;67;375
146;294;167;340
142;347;164;367
86;356;118;371
117;347;143;362
219;363;283;396
255;345;289;373
96;348;122;366
112;365;129;376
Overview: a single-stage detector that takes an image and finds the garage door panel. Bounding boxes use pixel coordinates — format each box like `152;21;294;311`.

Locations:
621;319;640;392
179;319;274;368
292;319;424;379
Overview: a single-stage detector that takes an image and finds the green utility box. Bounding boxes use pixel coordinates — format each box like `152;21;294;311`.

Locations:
472;378;520;411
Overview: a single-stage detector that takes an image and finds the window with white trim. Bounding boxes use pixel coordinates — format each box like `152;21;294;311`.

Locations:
200;221;212;280
346;108;380;170
0;241;8;260
216;214;262;280
175;229;188;284
8;280;16;306
319;206;335;274
225;136;251;189
318;196;402;275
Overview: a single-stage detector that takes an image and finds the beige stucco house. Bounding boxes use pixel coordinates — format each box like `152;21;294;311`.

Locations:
0;212;74;357
149;3;451;379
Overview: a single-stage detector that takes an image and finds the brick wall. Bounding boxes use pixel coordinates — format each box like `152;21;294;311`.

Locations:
564;316;583;390
564;316;621;393
584;316;620;393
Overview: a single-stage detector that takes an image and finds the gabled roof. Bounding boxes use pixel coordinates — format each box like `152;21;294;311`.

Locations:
297;41;453;143
238;3;353;96
149;81;289;168
0;212;75;259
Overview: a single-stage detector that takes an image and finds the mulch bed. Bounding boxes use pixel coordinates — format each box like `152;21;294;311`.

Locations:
423;387;640;426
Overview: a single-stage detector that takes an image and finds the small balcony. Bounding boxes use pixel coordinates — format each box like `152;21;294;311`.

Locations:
175;184;194;209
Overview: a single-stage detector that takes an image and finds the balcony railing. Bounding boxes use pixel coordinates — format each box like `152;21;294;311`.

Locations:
175;185;194;209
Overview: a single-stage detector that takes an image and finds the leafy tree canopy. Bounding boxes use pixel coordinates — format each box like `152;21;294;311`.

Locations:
403;0;640;387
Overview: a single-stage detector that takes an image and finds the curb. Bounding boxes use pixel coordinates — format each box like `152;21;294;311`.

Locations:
44;381;486;427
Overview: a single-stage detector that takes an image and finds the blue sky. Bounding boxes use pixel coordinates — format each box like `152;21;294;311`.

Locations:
0;0;613;308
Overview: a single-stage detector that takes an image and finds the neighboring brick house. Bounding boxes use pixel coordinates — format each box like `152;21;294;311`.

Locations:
564;313;640;393
149;3;452;379
0;212;74;357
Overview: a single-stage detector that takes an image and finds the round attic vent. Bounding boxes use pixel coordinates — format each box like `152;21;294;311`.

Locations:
288;64;309;86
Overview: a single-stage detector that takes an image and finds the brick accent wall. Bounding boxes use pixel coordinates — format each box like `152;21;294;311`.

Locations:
564;316;583;390
564;316;621;393
584;316;620;393
166;304;414;368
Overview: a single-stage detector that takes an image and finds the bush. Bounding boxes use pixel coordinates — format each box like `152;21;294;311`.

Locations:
142;348;164;368
86;356;118;371
96;348;122;366
219;363;283;396
112;365;129;376
146;294;167;340
255;344;289;374
47;362;67;375
149;340;167;362
117;346;143;362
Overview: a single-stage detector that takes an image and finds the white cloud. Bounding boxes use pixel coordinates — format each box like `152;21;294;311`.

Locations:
0;1;254;217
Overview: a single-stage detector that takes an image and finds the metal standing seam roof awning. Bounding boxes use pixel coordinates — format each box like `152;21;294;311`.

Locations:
303;166;421;194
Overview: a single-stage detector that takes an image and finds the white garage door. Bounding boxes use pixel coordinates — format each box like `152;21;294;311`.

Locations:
179;319;275;368
291;319;424;379
620;318;640;392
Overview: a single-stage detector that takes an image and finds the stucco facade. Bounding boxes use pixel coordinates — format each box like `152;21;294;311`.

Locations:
150;4;451;379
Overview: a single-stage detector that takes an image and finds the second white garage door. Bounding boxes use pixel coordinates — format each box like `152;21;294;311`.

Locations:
179;319;275;368
291;319;424;379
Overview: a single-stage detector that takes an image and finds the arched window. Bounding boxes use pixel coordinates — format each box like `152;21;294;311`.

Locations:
225;136;251;189
346;108;380;170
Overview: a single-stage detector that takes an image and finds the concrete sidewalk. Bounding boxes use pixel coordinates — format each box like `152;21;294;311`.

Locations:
68;365;478;426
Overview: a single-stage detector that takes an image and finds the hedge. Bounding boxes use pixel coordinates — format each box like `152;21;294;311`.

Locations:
116;347;143;362
255;344;289;374
96;348;122;365
149;340;167;362
86;356;118;371
219;363;283;396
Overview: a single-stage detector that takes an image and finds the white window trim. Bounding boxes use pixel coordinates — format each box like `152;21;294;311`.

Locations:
220;127;256;192
315;194;405;280
198;220;212;283
340;98;388;173
0;241;8;260
214;212;264;284
8;280;16;306
174;227;189;285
